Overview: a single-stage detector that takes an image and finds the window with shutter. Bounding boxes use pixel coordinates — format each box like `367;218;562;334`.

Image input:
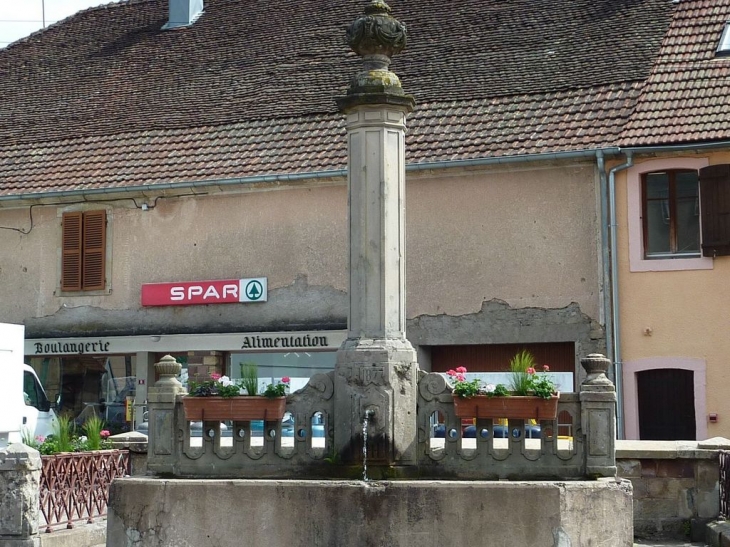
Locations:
699;164;730;257
61;210;107;291
627;158;713;272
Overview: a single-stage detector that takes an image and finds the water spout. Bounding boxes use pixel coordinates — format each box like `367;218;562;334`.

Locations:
362;409;374;482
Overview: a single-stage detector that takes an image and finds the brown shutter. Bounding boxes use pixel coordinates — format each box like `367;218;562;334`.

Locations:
699;164;730;257
61;212;83;291
82;210;106;290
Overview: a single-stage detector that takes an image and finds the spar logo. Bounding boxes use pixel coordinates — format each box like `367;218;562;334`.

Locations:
141;278;267;306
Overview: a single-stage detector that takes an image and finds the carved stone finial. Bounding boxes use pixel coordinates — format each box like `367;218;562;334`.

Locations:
580;353;614;387
338;1;415;112
154;354;185;393
347;1;407;62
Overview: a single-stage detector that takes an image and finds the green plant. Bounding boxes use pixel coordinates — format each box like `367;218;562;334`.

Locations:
239;362;259;396
187;373;242;398
324;447;341;465
53;415;75;453
21;427;41;449
83;415;112;450
447;367;481;398
527;365;558;399
447;367;509;398
447;356;557;400
508;349;537;395
262;376;290;398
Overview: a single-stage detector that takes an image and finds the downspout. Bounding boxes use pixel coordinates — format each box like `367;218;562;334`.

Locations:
607;152;633;439
597;151;614;365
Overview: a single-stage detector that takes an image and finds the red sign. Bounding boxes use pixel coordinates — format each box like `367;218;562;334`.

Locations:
142;280;241;306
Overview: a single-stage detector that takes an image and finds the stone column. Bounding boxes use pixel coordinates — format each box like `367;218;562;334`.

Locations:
580;353;618;477
0;444;41;547
334;1;419;467
146;355;185;475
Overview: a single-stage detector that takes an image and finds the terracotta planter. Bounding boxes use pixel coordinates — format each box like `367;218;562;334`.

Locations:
182;396;286;421
453;394;559;420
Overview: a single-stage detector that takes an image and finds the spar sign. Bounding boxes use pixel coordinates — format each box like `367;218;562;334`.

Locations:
141;278;267;306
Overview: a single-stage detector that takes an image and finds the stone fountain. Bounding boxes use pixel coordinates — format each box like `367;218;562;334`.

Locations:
106;3;634;545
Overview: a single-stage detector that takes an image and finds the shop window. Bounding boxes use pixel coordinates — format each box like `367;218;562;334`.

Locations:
61;210;107;291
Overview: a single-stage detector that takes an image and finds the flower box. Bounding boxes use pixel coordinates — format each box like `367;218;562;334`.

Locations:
453;394;559;420
182;396;286;421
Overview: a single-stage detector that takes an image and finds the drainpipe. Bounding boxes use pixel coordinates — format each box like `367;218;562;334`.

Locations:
596;151;612;366
607;152;633;439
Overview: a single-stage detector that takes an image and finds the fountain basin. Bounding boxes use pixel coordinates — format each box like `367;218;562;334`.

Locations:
108;477;633;546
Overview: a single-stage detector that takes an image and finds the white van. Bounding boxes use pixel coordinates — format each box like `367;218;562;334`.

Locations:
20;363;58;443
0;322;58;448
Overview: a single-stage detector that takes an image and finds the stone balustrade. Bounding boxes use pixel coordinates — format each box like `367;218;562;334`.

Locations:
146;354;617;480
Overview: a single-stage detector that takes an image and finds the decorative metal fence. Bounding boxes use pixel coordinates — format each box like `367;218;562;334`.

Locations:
721;450;730;519
39;449;130;532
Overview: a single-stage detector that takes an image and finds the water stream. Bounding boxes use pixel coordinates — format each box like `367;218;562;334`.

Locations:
362;409;373;482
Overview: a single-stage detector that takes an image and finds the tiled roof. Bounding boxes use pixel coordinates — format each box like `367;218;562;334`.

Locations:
621;0;730;146
0;83;641;195
0;0;677;196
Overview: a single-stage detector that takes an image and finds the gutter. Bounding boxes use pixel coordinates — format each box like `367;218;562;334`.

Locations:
0;148;620;204
5;141;729;204
607;152;634;440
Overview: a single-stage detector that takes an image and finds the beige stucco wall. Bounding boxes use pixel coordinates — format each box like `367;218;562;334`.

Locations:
615;151;730;440
0;160;601;337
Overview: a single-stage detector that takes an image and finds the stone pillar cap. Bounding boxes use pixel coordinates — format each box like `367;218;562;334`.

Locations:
337;1;415;112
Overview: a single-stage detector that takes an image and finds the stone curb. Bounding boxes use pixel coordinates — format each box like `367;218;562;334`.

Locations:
706;520;730;547
37;521;106;547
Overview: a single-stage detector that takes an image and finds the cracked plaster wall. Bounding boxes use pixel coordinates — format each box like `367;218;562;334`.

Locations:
0;164;603;352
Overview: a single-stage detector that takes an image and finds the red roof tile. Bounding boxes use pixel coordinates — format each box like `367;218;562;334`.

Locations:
1;0;715;197
620;0;730;146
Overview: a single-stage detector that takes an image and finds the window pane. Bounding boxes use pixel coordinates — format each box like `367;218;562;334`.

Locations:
646;201;671;254
230;352;337;393
676;197;700;253
646;173;669;198
676;171;699;198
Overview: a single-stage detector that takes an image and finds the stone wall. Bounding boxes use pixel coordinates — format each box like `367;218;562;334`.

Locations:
617;438;730;542
0;443;41;547
107;478;634;547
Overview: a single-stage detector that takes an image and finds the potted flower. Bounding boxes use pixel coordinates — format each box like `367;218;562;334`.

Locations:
448;351;559;420
182;368;290;422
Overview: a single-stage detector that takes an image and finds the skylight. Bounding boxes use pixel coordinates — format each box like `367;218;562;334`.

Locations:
718;21;730;56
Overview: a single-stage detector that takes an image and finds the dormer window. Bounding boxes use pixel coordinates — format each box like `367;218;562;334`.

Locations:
163;0;204;30
718;21;730;56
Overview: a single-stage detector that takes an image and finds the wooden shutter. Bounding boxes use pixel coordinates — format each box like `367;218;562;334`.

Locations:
700;164;730;257
81;210;106;290
61;212;83;291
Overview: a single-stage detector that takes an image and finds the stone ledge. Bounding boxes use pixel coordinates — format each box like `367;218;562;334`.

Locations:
37;521;106;547
617;438;730;460
706;519;730;547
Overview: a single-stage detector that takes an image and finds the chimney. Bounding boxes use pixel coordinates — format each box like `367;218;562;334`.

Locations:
163;0;204;30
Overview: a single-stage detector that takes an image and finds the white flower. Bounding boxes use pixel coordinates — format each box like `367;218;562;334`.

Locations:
484;384;496;393
219;375;232;386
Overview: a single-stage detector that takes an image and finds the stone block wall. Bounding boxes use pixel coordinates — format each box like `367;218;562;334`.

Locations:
0;443;41;547
617;438;730;542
